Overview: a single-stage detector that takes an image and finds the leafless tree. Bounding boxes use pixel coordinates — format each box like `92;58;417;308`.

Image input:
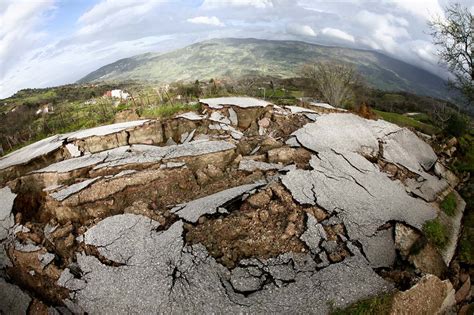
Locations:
302;61;357;107
429;3;473;106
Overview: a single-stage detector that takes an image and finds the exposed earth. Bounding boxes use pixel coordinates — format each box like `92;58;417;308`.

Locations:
0;97;469;313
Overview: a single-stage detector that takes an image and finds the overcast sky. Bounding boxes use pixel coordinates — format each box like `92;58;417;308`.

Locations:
1;0;473;98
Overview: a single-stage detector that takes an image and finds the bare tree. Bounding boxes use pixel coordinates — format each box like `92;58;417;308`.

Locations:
429;3;473;106
302;62;357;107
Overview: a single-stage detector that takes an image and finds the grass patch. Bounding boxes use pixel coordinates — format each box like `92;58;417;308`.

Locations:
440;193;457;216
330;293;394;315
373;110;440;135
141;103;201;118
423;219;448;249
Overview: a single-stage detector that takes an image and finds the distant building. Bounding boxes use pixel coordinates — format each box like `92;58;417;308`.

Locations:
35;103;53;115
104;89;130;100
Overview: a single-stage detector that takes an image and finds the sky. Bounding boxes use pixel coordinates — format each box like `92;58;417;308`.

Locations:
1;0;473;99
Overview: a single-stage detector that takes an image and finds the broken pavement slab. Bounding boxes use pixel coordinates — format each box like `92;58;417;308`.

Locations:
0;278;32;314
172;182;265;223
60;213;393;313
0;135;65;171
281;151;437;268
200;97;273;109
65;120;149;141
0;187;16;241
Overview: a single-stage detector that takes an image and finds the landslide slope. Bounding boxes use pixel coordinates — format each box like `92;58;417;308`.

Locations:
0;98;465;313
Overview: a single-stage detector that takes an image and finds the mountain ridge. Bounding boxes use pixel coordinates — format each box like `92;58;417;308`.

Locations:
78;37;449;99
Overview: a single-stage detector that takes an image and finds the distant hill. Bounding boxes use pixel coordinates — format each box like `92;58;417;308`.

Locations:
79;38;449;99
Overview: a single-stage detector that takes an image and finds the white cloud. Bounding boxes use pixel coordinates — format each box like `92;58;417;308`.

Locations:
0;0;55;75
286;23;316;37
77;0;161;36
202;0;273;9
356;10;410;52
187;16;224;27
385;0;444;20
321;28;355;42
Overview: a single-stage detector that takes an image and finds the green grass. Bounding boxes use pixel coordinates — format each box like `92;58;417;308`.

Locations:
330;293;395;315
423;219;448;249
459;209;474;264
141;103;201;118
373;110;440;135
440;193;457;216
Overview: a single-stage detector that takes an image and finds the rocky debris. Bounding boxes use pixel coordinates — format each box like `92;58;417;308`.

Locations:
300;214;326;254
390;274;455;314
394;223;447;277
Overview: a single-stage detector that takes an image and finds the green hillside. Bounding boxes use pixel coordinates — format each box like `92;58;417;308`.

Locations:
78;38;449;99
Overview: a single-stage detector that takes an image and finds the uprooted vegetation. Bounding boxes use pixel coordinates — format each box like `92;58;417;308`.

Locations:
0;97;467;313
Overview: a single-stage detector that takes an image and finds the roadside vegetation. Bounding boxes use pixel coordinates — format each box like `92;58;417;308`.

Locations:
423;219;449;249
440;192;457;217
330;293;395;315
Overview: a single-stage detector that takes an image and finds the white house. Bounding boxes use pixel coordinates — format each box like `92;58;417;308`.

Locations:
110;89;130;100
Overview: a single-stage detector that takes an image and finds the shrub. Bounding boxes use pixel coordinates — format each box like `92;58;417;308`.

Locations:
423;219;448;248
440;192;457;216
443;112;467;137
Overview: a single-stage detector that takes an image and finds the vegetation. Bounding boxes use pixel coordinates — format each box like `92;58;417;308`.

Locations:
440;192;457;216
302;62;357;107
373;110;440;135
140;103;201;118
454;131;474;173
423;219;448;249
459;207;474;264
330;293;395;315
429;3;473;107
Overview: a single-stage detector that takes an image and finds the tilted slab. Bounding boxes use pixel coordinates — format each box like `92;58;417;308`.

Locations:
172;182;264;223
66;120;149;140
0;120;148;173
200;97;273;109
382;128;438;173
50;178;101;202
291;114;400;157
0;278;31;314
0;135;65;171
35;141;236;173
0;186;16;241
284;106;318;114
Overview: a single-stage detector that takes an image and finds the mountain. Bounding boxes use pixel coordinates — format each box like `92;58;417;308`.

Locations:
79;38;449;99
